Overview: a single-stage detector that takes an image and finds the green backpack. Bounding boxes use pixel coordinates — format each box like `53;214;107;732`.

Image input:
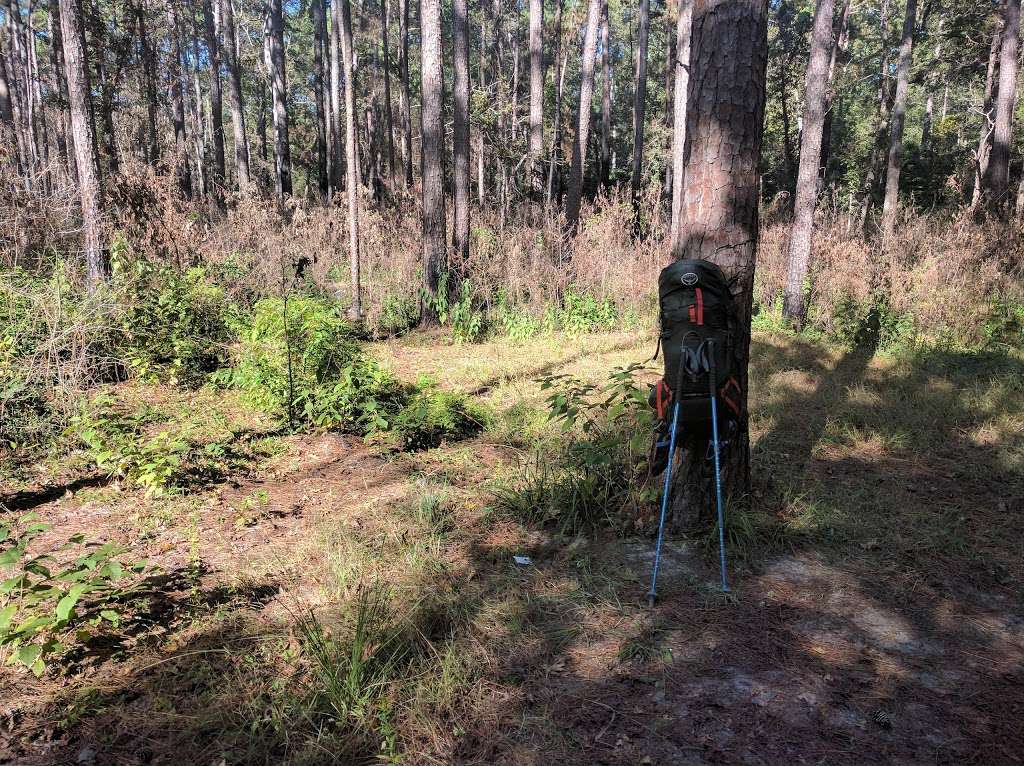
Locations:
652;259;742;430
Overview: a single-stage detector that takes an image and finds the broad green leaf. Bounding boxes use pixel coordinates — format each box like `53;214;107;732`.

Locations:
55;583;88;621
0;604;16;632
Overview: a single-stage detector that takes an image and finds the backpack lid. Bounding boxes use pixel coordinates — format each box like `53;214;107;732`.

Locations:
658;259;730;301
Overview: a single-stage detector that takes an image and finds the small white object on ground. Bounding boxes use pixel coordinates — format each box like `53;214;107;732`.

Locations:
512;555;532;566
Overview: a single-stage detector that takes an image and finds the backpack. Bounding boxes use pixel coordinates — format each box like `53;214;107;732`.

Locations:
652;259;743;430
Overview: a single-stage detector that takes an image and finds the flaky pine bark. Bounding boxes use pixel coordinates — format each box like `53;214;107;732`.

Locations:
267;0;292;198
565;0;603;233
881;0;917;237
671;0;768;515
983;0;1021;206
312;0;329;198
528;0;543;196
452;0;470;262
782;0;835;328
420;0;446;320
398;0;413;187
202;0;225;206
630;0;651;217
59;0;106;288
599;0;611;187
339;0;362;318
220;0;250;191
669;0;692;255
973;18;1002;207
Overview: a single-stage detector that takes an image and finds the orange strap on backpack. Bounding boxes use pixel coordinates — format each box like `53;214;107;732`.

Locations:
655;379;673;420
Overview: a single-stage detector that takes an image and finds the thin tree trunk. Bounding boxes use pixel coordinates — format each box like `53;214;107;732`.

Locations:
420;0;446;320
565;0;603;233
339;0;362;316
453;0;470;261
599;0;611;187
983;0;1021;206
858;0;891;229
267;0;292;198
630;0;650;219
673;0;768;512
0;25;13;144
203;0;225;206
135;0;158;165
880;0;917;237
528;0;543;197
972;17;1002;208
545;0;565;208
381;0;396;184
166;2;191;198
398;0;413;186
221;0;250;191
669;0;692;255
330;0;343;193
59;0;105;287
477;8;486;203
662;0;676;201
312;0;328;198
819;0;850;183
782;0;835;328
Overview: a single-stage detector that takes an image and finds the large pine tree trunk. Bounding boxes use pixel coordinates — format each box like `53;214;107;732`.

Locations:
630;0;650;218
983;0;1021;206
527;0;543;197
973;19;1002;208
669;0;692;256
203;0;225;206
880;0;917;237
782;0;835;328
220;0;250;191
398;0;413;187
565;0;602;233
419;0;446;320
452;0;470;262
312;0;329;198
267;0;292;198
59;0;106;288
671;0;768;521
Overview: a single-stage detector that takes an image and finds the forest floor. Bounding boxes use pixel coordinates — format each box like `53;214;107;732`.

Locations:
2;330;1023;765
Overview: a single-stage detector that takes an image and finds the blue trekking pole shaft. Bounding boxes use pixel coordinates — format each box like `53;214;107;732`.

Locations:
648;396;681;608
708;342;730;593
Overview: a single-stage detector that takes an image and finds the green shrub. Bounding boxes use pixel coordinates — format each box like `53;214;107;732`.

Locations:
112;249;232;385
217;297;405;433
557;287;618;334
0;513;145;675
982;296;1024;348
422;273;485;343
493;365;655;534
391;378;487;451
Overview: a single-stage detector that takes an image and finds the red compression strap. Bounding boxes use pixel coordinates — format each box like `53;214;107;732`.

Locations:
696;288;704;325
656;380;665;420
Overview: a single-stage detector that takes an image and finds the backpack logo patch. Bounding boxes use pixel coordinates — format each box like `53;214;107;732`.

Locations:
680;272;699;286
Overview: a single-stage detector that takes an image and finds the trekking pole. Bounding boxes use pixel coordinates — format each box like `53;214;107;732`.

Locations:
648;341;689;608
707;340;730;593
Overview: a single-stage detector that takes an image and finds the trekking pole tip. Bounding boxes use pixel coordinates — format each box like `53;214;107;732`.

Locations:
647;593;657;609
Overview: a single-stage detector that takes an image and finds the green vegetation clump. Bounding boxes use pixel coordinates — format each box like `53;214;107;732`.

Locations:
391;378;487;451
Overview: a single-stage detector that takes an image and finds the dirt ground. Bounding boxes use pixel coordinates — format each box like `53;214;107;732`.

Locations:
2;331;1022;765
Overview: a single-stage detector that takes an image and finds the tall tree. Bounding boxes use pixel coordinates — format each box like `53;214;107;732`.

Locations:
420;0;446;318
565;0;603;232
202;0;226;206
972;17;1002;207
0;26;13;144
673;0;768;505
398;0;413;187
312;0;329;198
267;0;292;198
881;0;917;237
546;0;565;207
166;2;191;198
330;0;343;193
983;0;1021;205
59;0;106;288
380;0;396;183
662;0;676;200
527;0;543;196
599;0;611;187
818;0;851;183
339;0;362;317
669;0;692;255
134;0;158;166
782;0;836;328
220;0;250;191
452;0;470;262
630;0;651;217
857;0;891;228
